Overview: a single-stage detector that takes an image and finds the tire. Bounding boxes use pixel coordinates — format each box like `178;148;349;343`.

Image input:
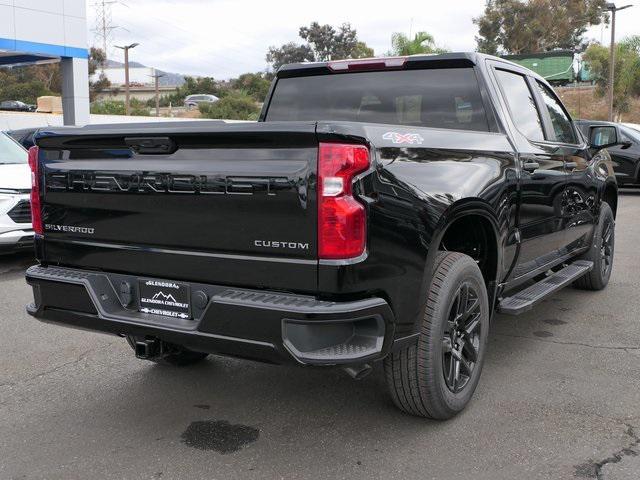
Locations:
384;252;490;419
573;202;615;291
125;335;209;366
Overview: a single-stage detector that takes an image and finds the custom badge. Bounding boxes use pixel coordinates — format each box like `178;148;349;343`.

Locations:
382;131;425;145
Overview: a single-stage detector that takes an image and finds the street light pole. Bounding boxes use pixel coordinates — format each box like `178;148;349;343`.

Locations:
605;3;632;122
115;43;139;116
149;71;165;117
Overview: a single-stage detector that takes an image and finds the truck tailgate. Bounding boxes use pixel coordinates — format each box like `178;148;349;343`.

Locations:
35;122;318;292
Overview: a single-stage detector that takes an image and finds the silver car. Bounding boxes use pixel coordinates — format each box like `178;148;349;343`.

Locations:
184;94;219;110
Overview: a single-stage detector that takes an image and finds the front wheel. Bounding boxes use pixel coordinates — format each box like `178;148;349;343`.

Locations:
573;202;615;291
384;252;490;419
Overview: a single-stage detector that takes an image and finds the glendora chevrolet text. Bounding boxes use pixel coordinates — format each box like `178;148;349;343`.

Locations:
25;53;618;419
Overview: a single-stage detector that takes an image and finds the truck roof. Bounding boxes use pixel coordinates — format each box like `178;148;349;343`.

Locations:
276;52;524;77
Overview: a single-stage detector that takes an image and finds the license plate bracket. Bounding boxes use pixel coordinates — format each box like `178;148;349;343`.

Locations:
138;278;191;319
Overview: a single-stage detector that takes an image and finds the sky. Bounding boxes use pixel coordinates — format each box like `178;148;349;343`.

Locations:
86;0;640;80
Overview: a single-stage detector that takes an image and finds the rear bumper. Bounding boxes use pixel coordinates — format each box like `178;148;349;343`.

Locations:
25;265;400;366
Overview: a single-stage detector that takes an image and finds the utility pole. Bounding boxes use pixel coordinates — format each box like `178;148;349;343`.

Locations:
149;71;165;117
115;43;139;116
605;3;633;121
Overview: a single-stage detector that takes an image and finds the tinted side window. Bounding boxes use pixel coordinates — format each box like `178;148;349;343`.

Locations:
536;81;577;144
266;68;490;132
495;69;544;141
591;126;617;146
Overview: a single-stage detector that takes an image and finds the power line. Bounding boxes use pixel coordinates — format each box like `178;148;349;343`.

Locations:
91;0;119;59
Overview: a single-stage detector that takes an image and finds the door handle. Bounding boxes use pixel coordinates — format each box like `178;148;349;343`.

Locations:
522;160;540;173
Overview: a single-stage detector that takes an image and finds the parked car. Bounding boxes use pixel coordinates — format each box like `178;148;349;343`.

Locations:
0;132;32;254
0;100;36;112
576;120;640;186
184;94;218;110
7;127;37;150
24;53;618;419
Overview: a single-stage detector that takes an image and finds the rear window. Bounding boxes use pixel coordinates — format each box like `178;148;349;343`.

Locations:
266;68;490;132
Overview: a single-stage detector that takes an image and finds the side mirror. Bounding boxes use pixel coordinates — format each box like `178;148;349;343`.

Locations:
589;125;618;150
621;140;633;150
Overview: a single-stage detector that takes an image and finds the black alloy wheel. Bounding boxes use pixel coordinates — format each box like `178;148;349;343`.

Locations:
442;282;482;393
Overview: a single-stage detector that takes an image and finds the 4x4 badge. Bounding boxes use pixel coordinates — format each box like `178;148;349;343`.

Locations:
382;132;425;145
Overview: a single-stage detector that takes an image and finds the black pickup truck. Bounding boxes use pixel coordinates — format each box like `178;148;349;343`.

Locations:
25;53;618;419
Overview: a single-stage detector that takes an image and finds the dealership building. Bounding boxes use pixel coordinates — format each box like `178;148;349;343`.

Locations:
0;0;89;125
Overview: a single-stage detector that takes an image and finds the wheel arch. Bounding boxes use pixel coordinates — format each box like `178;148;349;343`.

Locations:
419;199;503;318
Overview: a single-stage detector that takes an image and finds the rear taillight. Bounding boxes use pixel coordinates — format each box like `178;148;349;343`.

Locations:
27;146;43;235
318;143;369;259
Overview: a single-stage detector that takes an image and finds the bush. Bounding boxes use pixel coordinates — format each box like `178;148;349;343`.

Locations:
90;99;150;116
232;73;271;102
0;79;54;105
90;100;125;115
198;93;260;120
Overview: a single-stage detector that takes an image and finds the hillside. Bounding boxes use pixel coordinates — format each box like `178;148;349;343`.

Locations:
555;85;640;123
104;59;185;87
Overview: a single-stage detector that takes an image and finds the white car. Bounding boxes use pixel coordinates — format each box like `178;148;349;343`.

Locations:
0;132;32;254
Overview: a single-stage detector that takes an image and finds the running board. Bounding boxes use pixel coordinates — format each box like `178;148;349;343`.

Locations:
498;260;593;315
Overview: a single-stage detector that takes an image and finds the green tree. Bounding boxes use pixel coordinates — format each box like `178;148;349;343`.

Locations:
198;92;260;120
388;32;447;56
583;37;640;118
299;22;367;61
0;63;61;104
474;0;607;55
88;47;111;102
352;41;374;59
266;42;315;71
232;72;271;102
266;22;374;71
0;77;54;104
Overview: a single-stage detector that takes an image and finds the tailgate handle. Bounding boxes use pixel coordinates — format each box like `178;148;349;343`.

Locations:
125;136;176;154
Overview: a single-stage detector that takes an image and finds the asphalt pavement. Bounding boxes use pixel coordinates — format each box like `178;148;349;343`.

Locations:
1;192;639;480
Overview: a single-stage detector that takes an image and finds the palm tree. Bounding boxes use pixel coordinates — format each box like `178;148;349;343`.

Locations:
390;32;447;56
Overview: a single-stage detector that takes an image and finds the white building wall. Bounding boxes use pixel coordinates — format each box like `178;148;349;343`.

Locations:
1;0;87;50
0;0;89;125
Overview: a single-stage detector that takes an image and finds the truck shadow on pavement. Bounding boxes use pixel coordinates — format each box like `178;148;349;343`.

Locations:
58;297;579;456
0;251;34;276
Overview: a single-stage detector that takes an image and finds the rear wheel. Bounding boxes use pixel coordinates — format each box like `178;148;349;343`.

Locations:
384;252;489;419
573;202;615;291
125;335;209;366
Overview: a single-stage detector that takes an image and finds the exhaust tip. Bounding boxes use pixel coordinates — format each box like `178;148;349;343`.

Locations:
343;363;373;380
